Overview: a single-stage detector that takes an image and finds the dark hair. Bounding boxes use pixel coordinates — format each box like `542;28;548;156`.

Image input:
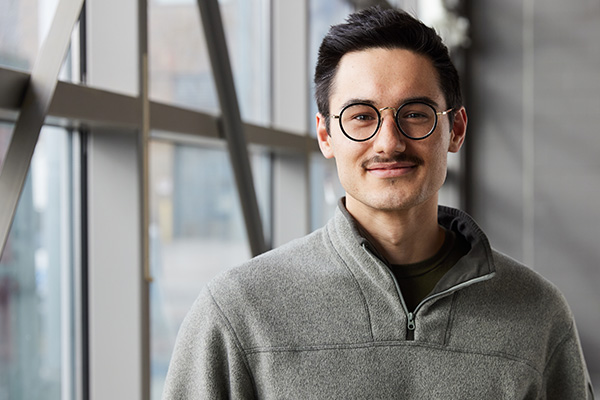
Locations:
314;7;462;127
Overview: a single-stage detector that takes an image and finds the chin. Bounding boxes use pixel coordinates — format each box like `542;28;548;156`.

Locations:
355;193;419;212
350;185;439;213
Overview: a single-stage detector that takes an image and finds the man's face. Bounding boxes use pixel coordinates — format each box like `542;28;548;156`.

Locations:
316;48;466;215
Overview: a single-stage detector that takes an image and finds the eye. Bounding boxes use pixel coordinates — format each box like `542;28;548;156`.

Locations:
342;104;379;124
404;112;428;119
398;103;435;123
352;113;376;121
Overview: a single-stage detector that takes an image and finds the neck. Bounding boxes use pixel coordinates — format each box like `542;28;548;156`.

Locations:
345;196;445;265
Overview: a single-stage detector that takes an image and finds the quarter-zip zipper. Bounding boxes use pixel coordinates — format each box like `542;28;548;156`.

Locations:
363;244;416;340
362;244;496;341
406;312;416;341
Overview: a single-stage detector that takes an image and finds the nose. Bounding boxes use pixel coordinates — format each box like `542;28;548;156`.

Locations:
372;107;407;154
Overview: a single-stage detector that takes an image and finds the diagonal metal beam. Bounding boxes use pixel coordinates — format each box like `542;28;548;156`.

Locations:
0;0;85;258
196;0;268;256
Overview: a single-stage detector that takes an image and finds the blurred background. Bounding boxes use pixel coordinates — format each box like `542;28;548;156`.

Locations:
0;0;598;398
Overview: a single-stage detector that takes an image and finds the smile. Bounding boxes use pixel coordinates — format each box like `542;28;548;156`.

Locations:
365;162;418;178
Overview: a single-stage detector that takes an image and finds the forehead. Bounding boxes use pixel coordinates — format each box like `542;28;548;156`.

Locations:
330;48;444;110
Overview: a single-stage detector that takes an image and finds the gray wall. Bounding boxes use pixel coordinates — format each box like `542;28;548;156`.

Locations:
468;0;600;387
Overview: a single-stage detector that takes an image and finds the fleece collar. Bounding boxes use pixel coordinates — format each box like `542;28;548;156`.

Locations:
329;198;496;295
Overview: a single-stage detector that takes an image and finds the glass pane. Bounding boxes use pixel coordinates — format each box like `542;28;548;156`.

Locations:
220;0;270;125
308;0;352;136
310;153;344;231
0;0;60;71
0;127;75;400
58;40;81;85
148;0;219;114
149;138;271;399
148;0;270;124
250;146;273;245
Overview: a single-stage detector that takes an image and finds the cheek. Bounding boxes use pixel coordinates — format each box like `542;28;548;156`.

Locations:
428;131;452;160
334;153;359;183
330;143;366;188
429;148;450;185
418;137;450;180
330;137;368;165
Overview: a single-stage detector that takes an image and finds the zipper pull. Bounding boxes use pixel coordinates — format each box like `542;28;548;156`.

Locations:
407;312;416;331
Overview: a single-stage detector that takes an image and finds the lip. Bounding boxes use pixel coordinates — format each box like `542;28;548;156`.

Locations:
365;162;417;178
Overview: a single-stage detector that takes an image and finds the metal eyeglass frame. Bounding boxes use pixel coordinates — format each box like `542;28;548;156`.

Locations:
331;101;453;142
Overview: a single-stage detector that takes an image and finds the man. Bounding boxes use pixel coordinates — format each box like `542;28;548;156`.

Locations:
163;7;594;399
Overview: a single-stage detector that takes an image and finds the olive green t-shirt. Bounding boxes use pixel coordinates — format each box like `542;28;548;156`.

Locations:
389;229;471;312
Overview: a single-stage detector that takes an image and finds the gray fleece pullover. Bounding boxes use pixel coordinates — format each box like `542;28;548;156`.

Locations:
163;203;594;399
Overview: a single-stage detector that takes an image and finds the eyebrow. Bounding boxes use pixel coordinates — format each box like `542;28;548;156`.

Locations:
338;96;441;111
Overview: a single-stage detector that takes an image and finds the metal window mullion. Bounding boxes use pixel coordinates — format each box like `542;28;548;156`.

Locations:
137;0;152;399
196;0;268;256
0;0;85;258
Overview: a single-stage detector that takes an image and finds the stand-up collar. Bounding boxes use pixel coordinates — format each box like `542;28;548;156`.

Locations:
328;198;496;294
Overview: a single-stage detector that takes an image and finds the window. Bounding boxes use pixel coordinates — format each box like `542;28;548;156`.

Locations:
310;154;344;230
0;0;59;71
149;138;271;399
0;127;78;400
149;0;270;125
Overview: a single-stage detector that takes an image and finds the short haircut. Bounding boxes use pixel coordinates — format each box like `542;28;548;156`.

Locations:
314;7;462;129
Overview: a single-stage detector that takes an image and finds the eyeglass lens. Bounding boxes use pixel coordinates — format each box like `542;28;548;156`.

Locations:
339;102;438;141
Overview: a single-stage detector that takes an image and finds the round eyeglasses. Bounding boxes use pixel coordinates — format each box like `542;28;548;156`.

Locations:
331;101;453;142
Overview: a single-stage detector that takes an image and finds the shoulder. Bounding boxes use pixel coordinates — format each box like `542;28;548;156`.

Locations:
194;226;373;349
491;250;570;314
474;249;576;339
455;248;576;336
208;227;333;296
451;249;577;365
206;223;362;308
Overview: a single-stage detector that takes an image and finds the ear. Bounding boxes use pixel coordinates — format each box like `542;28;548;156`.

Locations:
448;107;467;153
316;113;335;159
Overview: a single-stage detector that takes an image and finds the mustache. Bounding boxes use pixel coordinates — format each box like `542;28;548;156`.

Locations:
362;154;424;169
